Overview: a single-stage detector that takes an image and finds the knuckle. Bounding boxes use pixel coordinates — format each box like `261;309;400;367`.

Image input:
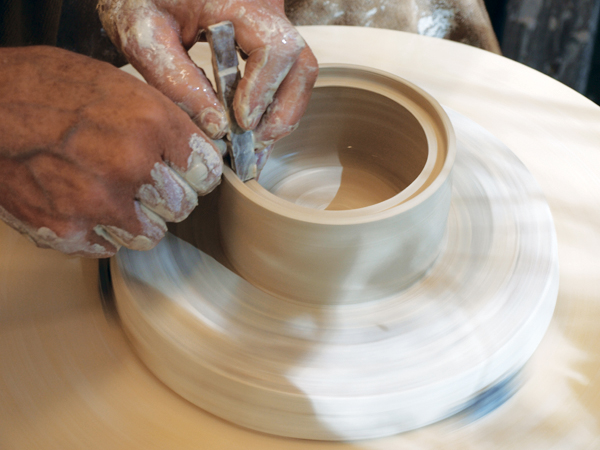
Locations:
137;163;199;223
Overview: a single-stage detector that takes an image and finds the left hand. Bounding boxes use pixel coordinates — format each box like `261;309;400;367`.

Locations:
98;0;319;154
0;46;222;257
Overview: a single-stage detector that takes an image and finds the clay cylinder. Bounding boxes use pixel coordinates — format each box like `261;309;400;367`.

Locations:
219;65;455;305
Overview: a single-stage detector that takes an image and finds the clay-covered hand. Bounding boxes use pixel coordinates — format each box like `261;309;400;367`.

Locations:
0;46;222;257
97;0;318;151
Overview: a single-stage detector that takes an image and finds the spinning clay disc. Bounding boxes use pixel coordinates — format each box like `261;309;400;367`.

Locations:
112;106;558;440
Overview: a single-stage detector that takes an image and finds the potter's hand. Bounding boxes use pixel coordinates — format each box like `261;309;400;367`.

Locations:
97;0;318;152
0;46;222;257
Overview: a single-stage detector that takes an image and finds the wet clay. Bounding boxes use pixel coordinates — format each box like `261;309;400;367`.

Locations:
259;86;428;210
113;107;557;440
111;62;557;440
4;27;594;449
219;66;454;305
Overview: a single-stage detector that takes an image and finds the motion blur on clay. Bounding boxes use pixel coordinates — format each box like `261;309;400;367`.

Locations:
113;63;558;440
2;0;600;448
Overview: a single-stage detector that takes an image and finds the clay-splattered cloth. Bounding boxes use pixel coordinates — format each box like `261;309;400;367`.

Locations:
286;0;501;53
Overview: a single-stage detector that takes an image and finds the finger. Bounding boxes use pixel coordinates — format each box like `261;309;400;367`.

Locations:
136;161;198;223
23;223;119;258
34;229;119;258
163;130;223;197
117;7;228;139
27;223;120;258
231;16;306;130
98;202;167;251
253;45;318;147
84;229;121;258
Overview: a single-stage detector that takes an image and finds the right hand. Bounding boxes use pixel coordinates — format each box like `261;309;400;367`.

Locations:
97;0;319;154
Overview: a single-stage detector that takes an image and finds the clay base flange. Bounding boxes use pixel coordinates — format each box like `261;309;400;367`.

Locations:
112;109;558;441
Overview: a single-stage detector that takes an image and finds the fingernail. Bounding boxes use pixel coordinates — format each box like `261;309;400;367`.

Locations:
186;157;209;186
197;107;228;139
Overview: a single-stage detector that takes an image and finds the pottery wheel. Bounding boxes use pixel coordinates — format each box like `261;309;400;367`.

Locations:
112;108;558;440
3;27;600;449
